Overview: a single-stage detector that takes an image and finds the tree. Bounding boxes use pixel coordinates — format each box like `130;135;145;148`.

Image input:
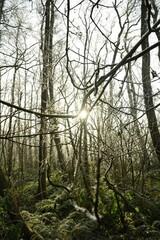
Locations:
37;0;50;199
1;1;160;237
141;0;160;164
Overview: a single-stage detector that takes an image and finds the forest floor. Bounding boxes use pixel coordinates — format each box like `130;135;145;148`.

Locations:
1;177;160;240
18;182;160;239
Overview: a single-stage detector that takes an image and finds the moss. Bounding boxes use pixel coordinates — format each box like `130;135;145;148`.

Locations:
35;199;56;213
54;190;71;204
21;210;50;239
30;234;45;240
56;199;74;219
71;223;92;240
67;211;87;222
57;219;74;240
21;210;31;221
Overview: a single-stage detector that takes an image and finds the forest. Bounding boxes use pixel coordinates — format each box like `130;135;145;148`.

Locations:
0;0;160;239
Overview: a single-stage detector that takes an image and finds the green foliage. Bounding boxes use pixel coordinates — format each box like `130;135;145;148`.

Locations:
20;186;104;240
152;220;160;229
57;210;98;240
2;173;159;240
71;223;92;240
0;203;9;237
4;225;20;240
21;210;56;240
72;181;91;209
71;219;97;240
67;211;87;222
35;199;56;213
0;196;21;240
57;218;75;240
19;182;38;211
135;224;160;238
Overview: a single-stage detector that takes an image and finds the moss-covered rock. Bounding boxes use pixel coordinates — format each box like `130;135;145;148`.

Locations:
21;210;58;239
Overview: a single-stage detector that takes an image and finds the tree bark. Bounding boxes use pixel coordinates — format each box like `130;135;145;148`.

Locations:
48;1;66;173
151;0;160;61
0;167;9;196
0;0;4;24
37;0;51;199
141;0;160;163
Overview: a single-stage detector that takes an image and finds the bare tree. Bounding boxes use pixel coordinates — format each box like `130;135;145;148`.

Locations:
141;0;160;163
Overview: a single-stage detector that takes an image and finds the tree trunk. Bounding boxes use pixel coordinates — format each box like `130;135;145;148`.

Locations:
37;0;51;199
0;0;5;24
151;0;160;61
141;0;160;163
0;168;9;196
80;120;93;210
48;1;66;173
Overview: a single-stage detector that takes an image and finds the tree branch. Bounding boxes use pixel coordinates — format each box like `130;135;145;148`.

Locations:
0;100;76;119
81;18;160;109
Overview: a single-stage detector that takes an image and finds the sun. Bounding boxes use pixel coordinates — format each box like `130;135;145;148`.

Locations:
78;109;88;120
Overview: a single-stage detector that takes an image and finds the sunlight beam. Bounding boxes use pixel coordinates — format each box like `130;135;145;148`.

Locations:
78;109;88;120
